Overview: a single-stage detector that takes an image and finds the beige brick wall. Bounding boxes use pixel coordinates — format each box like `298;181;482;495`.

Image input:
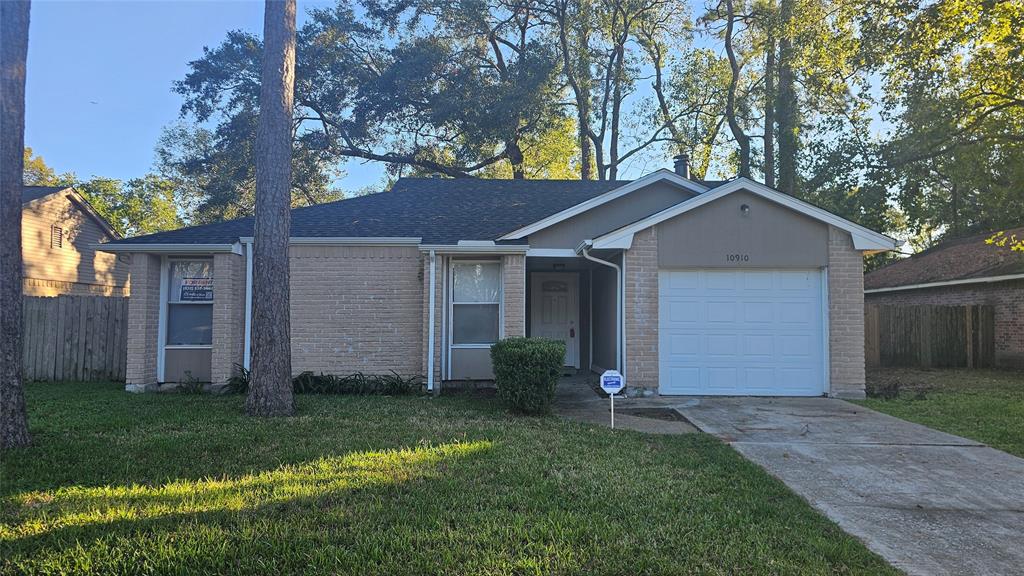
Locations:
624;227;659;393
290;245;423;377
502;254;526;337
125;253;160;390
211;252;245;384
422;253;443;383
828;226;867;398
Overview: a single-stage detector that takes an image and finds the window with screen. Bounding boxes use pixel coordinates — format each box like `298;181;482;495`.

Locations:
451;262;501;345
166;260;213;346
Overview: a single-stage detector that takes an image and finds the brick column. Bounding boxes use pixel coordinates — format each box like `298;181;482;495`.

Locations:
502;254;526;337
624;227;659;394
211;252;245;384
421;253;443;385
125;253;160;392
828;226;866;398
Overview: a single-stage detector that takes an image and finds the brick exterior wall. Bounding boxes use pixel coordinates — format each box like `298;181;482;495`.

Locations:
211;252;245;384
290;245;422;377
502;254;526;338
422;253;443;384
125;253;160;391
624;227;659;393
865;279;1024;368
828;226;867;398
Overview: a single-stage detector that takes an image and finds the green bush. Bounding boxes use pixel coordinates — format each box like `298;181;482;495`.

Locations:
224;365;421;396
490;337;566;415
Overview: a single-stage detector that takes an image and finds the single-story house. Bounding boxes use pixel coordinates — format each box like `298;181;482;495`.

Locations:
865;227;1024;368
99;162;897;397
23;185;129;296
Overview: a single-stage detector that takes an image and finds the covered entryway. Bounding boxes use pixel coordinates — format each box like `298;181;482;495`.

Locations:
658;269;826;396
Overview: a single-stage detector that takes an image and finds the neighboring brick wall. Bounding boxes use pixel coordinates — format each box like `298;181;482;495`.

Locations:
865;279;1024;368
828;226;866;398
502;254;526;337
125;253;160;390
624;227;659;393
211;252;245;384
421;253;443;384
290;245;422;376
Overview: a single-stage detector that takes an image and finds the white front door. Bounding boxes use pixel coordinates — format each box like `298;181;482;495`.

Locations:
658;269;826;396
530;273;579;368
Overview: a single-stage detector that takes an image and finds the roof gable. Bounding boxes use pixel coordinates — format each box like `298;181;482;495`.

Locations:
588;177;898;252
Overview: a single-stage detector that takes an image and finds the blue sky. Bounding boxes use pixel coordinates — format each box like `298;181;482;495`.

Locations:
25;0;711;191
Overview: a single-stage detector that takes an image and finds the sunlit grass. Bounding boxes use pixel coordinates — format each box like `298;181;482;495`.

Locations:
1;382;897;575
858;368;1024;457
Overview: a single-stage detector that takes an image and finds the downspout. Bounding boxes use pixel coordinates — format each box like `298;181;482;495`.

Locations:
243;238;254;371
427;249;436;393
581;244;622;374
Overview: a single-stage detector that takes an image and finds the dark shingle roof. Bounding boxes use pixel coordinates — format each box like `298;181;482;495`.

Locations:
105;177;635;246
865;226;1024;290
22;186;68;203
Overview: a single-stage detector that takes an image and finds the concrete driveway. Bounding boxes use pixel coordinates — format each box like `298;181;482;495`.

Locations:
676;397;1024;576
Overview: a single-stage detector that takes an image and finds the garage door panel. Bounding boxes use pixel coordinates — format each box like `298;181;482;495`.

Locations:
659;269;824;396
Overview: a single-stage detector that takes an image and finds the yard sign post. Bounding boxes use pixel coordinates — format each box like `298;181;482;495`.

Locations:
600;370;625;429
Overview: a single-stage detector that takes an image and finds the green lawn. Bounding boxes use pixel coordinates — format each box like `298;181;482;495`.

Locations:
859;369;1024;458
1;383;895;575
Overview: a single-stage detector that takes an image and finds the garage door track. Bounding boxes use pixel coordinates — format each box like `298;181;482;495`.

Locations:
676;397;1024;576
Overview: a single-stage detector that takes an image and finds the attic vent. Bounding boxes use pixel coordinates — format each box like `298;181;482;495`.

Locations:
51;225;63;249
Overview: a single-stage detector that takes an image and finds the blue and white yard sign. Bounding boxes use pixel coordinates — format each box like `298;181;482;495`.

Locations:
600;370;625;396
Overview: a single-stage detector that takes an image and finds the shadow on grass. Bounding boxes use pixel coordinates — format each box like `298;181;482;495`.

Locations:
2;441;492;547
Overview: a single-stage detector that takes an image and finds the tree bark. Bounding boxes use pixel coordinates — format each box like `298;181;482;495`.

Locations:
724;0;751;178
1;0;32;448
247;0;296;417
776;0;798;194
763;32;776;188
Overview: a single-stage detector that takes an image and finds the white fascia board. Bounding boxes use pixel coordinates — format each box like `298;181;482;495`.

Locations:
865;273;1024;294
526;248;580;257
497;170;708;241
419;244;530;254
96;242;242;254
238;236;421;246
591;177;899;251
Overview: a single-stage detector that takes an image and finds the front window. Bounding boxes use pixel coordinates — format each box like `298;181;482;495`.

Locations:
166;259;213;346
451;262;501;345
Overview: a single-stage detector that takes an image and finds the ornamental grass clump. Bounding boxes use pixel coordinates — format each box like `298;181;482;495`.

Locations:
490;337;566;415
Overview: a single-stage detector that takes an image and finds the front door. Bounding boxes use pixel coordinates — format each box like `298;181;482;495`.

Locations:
530;273;579;369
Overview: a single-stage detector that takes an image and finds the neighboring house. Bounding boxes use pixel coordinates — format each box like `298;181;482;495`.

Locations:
22;185;129;297
100;161;897;397
865;227;1024;368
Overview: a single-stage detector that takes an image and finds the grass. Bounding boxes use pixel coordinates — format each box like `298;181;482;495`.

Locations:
858;368;1024;457
1;383;896;575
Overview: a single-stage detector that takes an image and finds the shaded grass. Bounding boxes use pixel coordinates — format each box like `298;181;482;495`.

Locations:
858;369;1024;457
1;382;896;575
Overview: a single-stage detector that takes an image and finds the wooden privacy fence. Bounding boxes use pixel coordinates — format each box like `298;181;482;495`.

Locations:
865;304;995;369
22;295;128;382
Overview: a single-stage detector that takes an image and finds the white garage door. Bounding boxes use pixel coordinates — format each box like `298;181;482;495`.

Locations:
658;269;825;396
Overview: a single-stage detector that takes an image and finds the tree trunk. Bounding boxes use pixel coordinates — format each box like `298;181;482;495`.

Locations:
608;43;625;181
763;33;776;188
776;0;798;195
507;139;525;179
724;0;751;178
1;0;32;448
247;0;296;417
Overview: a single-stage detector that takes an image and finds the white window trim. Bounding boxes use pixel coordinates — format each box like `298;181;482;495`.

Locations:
159;256;214;382
447;259;504;373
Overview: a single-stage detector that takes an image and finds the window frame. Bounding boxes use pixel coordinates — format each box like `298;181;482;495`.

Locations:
447;259;503;352
158;256;214;382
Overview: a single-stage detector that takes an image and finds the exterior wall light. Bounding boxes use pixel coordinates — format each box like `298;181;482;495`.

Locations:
740;203;751;215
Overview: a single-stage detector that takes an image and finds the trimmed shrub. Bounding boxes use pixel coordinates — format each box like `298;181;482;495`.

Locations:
490;337;566;415
224;365;422;396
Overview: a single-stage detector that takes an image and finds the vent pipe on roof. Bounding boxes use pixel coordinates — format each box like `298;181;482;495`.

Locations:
673;154;690;179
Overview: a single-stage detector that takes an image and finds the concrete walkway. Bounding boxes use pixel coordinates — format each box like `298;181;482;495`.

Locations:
676;397;1024;576
554;375;697;434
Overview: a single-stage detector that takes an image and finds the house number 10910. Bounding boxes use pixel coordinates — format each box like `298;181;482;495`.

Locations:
726;253;750;262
